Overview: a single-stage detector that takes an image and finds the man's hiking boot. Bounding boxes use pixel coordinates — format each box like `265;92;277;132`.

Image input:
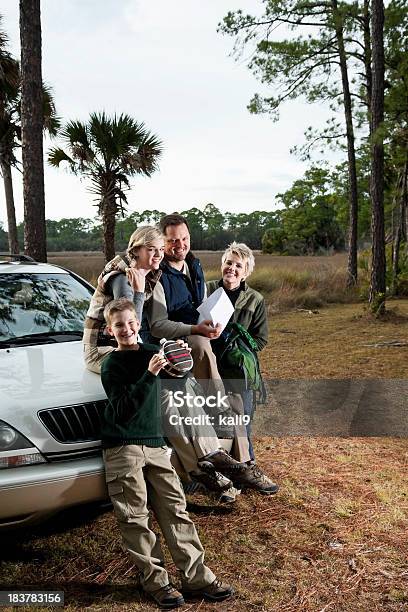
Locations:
190;467;232;492
198;450;247;476
233;462;279;495
183;578;234;602
182;479;205;494
219;485;241;504
198;451;278;494
150;584;184;609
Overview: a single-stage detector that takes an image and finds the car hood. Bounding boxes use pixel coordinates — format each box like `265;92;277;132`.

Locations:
0;341;105;453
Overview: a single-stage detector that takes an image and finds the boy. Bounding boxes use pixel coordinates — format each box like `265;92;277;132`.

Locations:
101;298;234;609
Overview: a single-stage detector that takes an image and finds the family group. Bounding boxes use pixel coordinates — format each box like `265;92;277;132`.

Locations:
84;213;278;609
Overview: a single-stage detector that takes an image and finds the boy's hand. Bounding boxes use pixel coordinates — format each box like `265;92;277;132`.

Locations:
148;353;167;376
175;339;192;352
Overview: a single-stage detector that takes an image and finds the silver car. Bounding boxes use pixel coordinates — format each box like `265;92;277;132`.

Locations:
0;254;108;529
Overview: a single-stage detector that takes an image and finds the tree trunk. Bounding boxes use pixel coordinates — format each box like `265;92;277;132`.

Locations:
363;0;372;119
102;198;116;262
0;160;19;254
19;0;47;262
391;168;405;295
402;155;408;244
391;151;408;295
368;0;386;315
331;0;359;287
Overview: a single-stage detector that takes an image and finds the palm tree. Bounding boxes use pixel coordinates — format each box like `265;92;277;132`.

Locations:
48;112;163;261
0;16;20;253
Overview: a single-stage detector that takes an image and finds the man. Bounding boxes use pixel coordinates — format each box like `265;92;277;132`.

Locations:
147;213;278;496
148;216;220;388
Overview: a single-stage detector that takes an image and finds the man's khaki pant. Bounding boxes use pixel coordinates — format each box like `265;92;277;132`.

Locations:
187;334;251;463
103;444;215;592
161;378;225;476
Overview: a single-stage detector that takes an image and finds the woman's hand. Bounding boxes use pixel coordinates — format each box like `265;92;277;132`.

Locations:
125;266;149;293
148;352;167;376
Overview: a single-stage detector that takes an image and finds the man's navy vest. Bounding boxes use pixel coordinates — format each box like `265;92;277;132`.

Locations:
160;253;205;325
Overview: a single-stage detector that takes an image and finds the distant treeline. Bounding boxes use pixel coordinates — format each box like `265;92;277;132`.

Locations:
0;204;280;253
1;181;379;255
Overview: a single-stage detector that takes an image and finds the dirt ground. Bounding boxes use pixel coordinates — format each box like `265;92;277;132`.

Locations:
1;296;407;611
1;436;407;611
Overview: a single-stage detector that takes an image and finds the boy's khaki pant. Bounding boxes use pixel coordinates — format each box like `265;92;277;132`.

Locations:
103;444;215;593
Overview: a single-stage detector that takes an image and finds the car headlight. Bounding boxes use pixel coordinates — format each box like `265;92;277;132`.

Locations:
0;421;46;469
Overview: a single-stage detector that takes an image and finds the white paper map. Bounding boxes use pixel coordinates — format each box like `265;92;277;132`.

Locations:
197;287;234;332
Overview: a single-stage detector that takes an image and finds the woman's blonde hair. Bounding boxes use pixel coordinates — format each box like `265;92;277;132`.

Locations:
127;225;164;258
221;242;255;276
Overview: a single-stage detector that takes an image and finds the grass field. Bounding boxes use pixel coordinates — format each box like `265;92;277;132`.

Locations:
48;250;348;275
1;255;407;610
49;250;354;311
263;300;408;379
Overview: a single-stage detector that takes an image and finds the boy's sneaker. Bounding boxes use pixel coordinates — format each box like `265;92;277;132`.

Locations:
190;467;232;492
183;578;234;602
150;584;185;609
234;462;279;495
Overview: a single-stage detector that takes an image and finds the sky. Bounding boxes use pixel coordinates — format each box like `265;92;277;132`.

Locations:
1;0;333;226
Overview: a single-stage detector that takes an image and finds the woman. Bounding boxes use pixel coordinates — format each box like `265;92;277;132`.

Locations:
207;242;268;461
83;225;164;374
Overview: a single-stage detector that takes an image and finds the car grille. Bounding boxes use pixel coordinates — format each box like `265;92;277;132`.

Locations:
45;447;102;462
38;400;107;443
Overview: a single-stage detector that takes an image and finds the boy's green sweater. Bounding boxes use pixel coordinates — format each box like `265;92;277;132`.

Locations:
100;344;165;448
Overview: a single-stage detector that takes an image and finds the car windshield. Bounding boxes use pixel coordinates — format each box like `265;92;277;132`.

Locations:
0;272;93;341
